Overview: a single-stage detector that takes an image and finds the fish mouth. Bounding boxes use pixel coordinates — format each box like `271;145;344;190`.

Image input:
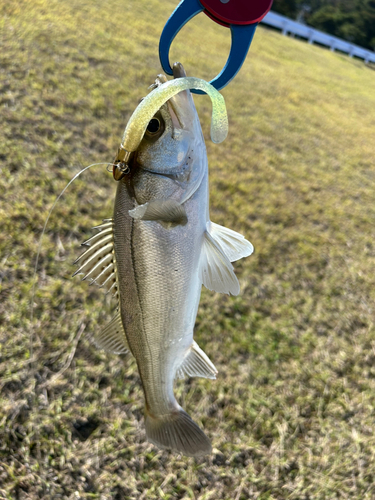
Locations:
172;61;187;79
121;63;199;182
153;62;195;133
153;61;187;86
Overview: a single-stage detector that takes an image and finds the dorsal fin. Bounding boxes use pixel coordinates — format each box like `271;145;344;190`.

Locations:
92;312;130;354
73;219;118;301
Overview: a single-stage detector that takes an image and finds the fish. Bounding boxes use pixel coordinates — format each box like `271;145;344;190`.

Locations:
74;62;253;457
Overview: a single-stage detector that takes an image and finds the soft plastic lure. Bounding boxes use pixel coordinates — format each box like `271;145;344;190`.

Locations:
112;76;228;180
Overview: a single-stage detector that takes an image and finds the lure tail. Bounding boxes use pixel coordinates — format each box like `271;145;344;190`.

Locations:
145;407;212;457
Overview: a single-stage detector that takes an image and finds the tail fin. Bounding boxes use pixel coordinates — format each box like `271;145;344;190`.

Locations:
145;408;212;457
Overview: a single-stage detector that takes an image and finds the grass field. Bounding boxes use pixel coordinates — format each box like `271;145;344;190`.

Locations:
1;0;375;498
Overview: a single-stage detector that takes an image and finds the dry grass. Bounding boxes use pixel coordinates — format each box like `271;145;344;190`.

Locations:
1;0;375;498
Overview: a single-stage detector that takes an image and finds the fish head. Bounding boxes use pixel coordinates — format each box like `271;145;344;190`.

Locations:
133;62;206;181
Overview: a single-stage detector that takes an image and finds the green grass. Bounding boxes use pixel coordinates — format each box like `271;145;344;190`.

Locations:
1;0;375;498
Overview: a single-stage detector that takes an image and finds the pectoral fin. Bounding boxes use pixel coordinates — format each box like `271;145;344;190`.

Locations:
208;221;253;262
175;341;218;380
92;312;130;355
199;231;240;296
129;200;187;227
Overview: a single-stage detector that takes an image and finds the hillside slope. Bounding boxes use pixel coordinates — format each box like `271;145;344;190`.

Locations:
1;0;375;498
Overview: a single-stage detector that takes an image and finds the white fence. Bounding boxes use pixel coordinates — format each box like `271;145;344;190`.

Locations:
260;11;375;64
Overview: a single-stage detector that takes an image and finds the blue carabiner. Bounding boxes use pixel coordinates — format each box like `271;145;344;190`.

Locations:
159;0;272;94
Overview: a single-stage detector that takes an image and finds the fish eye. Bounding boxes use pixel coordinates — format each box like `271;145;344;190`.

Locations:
146;118;161;135
144;113;165;141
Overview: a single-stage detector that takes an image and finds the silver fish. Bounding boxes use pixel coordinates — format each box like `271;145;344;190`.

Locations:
74;63;253;457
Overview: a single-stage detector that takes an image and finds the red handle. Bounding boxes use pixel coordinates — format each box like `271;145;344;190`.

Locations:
200;0;272;26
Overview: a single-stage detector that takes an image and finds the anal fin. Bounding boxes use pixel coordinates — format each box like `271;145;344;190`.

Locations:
175;341;218;380
199;231;240;296
129;199;187;227
208;221;253;262
93;312;130;355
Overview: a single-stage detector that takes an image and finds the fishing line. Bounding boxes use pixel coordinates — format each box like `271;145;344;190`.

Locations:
30;162;116;328
27;162;114;476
